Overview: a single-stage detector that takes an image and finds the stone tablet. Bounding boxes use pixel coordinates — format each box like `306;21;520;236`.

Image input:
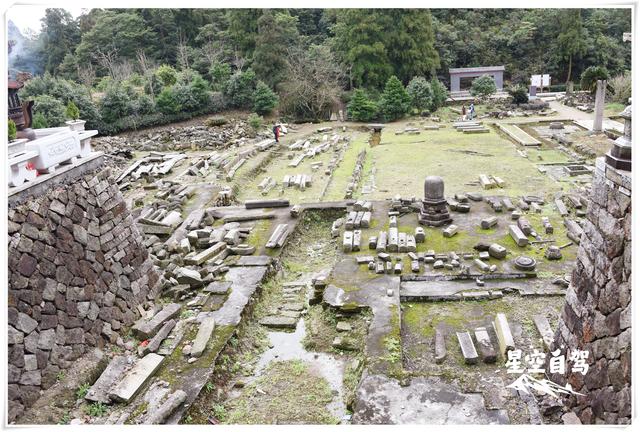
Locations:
533;314;554;351
457;331;479;364
132;303;181;340
502;197;515;211
474;258;490;272
376;231;387;252
368;236;378;250
352;230;362;251
86;356;129;404
406;235;417;252
411;260;420;272
474;327;497;363
388;227;399;252
109;353;164;403
481;216;498;230
494;313;515;356
488;243;507;259
517;217;533;235
435;328;446;364
415;227;425;243
509;225;529;247
342;231;353;253
443;225;459;238
356;255;374;265
398;232;407;252
191;317;216;358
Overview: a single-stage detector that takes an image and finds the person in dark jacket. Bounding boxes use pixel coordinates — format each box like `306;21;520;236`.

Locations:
273;124;280;142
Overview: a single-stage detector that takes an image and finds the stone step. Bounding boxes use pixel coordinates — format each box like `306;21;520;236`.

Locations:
259;315;297;329
191;317;216;358
456;331;479;364
85;355;130;404
281;303;305;312
132;303;182;340
494;313;515;356
108;353;165;403
474;327;497;363
533;314;554;351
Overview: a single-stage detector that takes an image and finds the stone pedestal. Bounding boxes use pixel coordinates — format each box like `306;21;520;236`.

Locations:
418;176;452;227
550;157;631;424
605;105;631;171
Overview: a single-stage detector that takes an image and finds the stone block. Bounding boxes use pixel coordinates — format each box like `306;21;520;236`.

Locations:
108;353;164;403
474;327;497;363
456;331;479;364
132;303;181;340
191;317;216;358
509;225;529;247
494;313;515;356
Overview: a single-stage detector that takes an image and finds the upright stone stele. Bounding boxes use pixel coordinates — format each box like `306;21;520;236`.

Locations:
418;176;452;227
605;104;632;171
592;79;606;133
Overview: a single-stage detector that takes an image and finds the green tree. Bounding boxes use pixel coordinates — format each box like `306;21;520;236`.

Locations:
32;95;66;127
156;86;182;114
223;69;257;109
508;85;529;105
226;9;262;60
99;85;131;123
247;113;263;134
40;8;80;74
347;89;378;121
253;11;300;88
156;64;178;87
8;119;17;141
253;81;279;115
580;65;609;93
379;75;410;121
556;9;587;83
209;62;232;91
406;77;433;112
65;100;80;119
429;77;448;111
32;112;48;129
470;75;497;100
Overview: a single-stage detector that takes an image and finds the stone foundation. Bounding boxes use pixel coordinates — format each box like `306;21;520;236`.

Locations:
550;158;631;424
7;167;160;421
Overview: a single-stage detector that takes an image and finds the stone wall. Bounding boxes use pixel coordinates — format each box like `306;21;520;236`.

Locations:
551;158;631;424
7;167;159;421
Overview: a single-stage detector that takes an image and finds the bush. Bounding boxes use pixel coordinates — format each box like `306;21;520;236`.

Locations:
508;85;529;105
470;75;497;99
379;76;411;121
347;89;378;122
607;71;631;104
209;62;232;91
580;66;609;94
32;112;48;129
156;86;182;114
205;116;227;127
65;101;80;120
156;64;178;87
253;81;279;115
99;85;132;124
132;94;156;116
223;69;257;109
549;84;567;92
247;113;263;132
94;76;114;92
8;119;17;140
406;77;433;112
430;77;448;111
32;95;66;127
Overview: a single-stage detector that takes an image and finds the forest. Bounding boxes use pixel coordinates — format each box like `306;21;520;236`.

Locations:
7;8;632;134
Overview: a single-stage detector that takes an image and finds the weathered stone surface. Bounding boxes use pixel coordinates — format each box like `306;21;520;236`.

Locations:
494;313;515;356
474;327;497;363
132;303;181;340
509;225;529;247
456;331;479;364
85;355;129;404
191;317;216;358
435;328;446;364
533;315;554;351
141;319;176;356
146;390;187;424
488;243;507;259
108;353;164;403
259;316;297;329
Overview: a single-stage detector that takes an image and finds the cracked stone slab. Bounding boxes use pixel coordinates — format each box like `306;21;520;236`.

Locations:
108;353;165;403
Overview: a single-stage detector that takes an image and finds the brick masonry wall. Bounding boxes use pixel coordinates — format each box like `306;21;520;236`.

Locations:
551;158;631;424
7;168;160;421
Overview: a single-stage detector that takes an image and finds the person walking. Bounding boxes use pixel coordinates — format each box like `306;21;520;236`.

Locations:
469;103;475;120
462;104;467;120
273;124;280;143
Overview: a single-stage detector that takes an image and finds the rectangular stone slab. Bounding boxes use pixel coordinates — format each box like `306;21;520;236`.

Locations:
85;355;129;404
481;216;498;229
509;225;529;247
141;319;176;356
533;314;554;351
108;353;164;403
456;331;479;364
184;242;227;265
191;317;216;358
259;315;297;329
435;328;446;364
342;230;353;252
443;225;458;237
494;313;515;356
488;243;507;259
132;303;181;340
387;227;398;252
474;327;497;363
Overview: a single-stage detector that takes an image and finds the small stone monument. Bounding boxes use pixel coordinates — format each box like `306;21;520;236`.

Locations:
592;79;606;133
419;176;452;227
605;104;632;171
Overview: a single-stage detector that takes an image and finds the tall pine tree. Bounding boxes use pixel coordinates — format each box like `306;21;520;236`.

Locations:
252;11;300;88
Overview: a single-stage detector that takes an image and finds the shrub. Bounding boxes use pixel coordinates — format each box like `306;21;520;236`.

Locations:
65;101;80;120
406;77;433;112
8;119;17;141
205;116;227;127
508;85;529;105
470;74;497;100
430;77;448;111
580;66;609;94
32;95;66;127
209;62;232;91
156;86;182;114
132;94;156;116
253;81;279;115
347;89;378;122
223;69;257;109
607;71;631;104
247;113;263;132
99;85;132;124
156;64;178;87
94;76;114;92
379;75;411;121
187;73;211;108
32;112;48;129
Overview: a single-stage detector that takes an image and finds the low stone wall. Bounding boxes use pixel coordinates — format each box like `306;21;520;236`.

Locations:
8;167;160;421
551;158;631;424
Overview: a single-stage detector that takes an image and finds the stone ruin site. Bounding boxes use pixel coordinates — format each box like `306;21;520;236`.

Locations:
5;6;633;428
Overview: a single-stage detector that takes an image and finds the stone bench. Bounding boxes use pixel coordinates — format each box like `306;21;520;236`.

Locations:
8;150;38;187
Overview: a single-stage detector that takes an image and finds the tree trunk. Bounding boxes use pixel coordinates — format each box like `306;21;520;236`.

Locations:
566;54;573;84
